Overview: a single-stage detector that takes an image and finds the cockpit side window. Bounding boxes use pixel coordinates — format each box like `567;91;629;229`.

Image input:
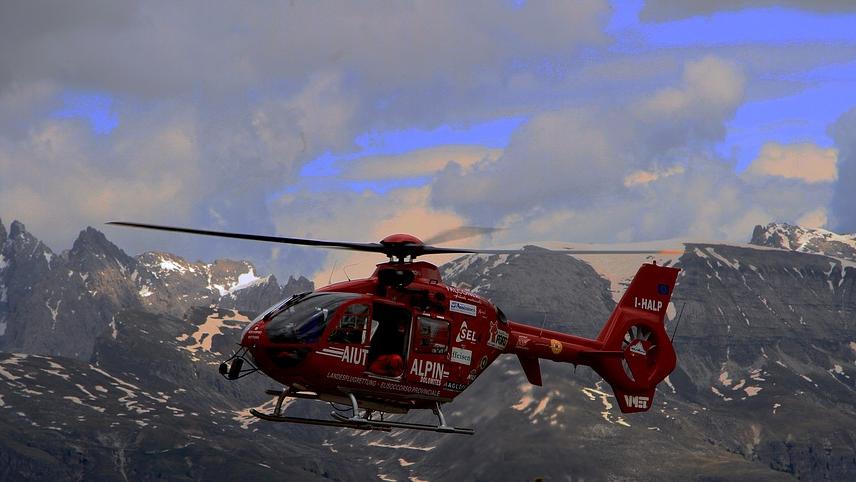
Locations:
265;292;360;344
413;316;450;355
328;303;369;344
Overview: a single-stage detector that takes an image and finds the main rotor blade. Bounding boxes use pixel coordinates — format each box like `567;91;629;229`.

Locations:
107;221;684;258
423;226;504;245
422;247;685;256
106;221;388;253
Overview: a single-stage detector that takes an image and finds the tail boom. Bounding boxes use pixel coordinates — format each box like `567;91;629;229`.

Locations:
505;262;680;413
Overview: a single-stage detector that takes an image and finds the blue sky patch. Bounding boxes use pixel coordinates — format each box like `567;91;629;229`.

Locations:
51;91;119;135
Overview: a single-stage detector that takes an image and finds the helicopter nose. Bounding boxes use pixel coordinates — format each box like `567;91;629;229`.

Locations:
240;319;264;346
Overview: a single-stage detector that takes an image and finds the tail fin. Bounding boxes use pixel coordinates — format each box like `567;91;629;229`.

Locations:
590;263;680;413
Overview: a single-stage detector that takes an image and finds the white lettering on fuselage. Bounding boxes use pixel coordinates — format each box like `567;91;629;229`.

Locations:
341;346;367;365
409;359;447;386
633;297;662;312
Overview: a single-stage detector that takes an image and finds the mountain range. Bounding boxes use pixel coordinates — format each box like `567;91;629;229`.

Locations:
1;219;854;481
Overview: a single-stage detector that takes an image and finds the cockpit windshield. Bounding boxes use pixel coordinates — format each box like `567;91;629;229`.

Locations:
264;292;361;344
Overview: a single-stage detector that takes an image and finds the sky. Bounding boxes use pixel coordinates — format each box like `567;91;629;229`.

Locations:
2;0;856;285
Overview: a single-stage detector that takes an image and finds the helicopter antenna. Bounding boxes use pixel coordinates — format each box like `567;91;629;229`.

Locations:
670;301;687;342
537;310;548;337
328;260;337;285
342;263;357;282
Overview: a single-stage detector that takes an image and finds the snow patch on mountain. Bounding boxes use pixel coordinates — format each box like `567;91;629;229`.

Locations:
159;258;190;273
176;309;251;359
211;268;265;296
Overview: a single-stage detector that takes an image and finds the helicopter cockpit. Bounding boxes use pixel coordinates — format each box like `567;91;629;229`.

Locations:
261;292;362;344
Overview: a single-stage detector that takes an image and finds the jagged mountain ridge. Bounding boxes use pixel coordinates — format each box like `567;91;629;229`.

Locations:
751;222;856;263
0;219;312;360
1;218;855;480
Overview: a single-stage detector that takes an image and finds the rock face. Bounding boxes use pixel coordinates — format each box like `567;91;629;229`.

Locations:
1;218;855;480
0;309;368;481
0;220;312;360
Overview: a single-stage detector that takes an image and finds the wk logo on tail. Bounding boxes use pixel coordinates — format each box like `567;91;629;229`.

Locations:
624;395;649;409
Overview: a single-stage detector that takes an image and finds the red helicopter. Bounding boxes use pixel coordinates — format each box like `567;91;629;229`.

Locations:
109;222;681;435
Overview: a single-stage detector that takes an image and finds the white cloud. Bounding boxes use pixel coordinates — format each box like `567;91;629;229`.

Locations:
432;57;746;226
746;142;837;183
796;208;828;228
623;165;685;187
429;56;839;246
0;1;611;99
3;1;855;283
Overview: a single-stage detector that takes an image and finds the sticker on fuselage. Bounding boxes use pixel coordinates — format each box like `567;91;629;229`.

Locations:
444;381;467;392
450;346;473;365
455;321;477;343
487;319;509;350
450;300;477;317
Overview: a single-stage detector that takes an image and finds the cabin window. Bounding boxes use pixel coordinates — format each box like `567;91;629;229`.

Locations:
414;316;450;355
328;303;369;344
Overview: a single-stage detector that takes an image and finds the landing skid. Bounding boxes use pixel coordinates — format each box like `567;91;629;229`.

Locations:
330;411;474;435
250;408;392;431
250;389;475;435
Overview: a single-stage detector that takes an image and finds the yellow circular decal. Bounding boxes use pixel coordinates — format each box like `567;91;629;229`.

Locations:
550;339;562;355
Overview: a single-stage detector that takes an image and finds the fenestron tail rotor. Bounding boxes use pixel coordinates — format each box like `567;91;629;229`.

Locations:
621;324;655;383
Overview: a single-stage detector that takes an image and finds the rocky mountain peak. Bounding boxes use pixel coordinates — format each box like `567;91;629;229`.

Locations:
0;219;53;273
0;218;6;247
5;220;47;256
750;222;856;262
70;226;133;264
8;220;27;239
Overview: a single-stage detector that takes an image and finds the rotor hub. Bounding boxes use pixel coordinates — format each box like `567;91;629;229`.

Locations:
379;233;424;246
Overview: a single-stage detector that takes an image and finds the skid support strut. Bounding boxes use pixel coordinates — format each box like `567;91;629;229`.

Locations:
330;395;474;435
